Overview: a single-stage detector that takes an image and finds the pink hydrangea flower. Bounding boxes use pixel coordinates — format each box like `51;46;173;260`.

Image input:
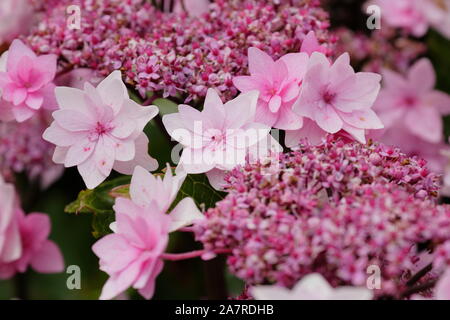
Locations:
374;58;450;144
0;175;21;264
124;165;203;232
251;274;373;300
92;198;170;300
292;52;383;144
0;210;65;279
368;0;429;37
233;47;308;130
0;175;64;279
43;71;159;189
162;89;277;189
0;39;57;122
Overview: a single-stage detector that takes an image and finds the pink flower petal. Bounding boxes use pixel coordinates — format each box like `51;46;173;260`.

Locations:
113;134;158;175
313;105;343;134
43;122;85;147
12;87;27;106
338;109;384;130
273;105;303;130
25;92;44;110
92;233;139;273
285;118;326;147
280;52;309;81
94;135;116;177
405;107;443;143
113;139;135;162
64;139;95;167
168;197;204;232
33;54;57;86
52;109;94;132
408;58;436;93
224;90;259;129
268;95;282;113
248;47;275;75
11;104;35;122
77;156;107;189
6;40;36;77
30;240;64;273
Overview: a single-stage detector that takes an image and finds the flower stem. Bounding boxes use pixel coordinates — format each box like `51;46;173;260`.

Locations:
406;263;432;287
161;249;231;261
401;279;437;298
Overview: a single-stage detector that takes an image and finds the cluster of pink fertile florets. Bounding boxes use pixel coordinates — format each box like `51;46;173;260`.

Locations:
0;113;63;188
24;0;333;102
194;138;450;299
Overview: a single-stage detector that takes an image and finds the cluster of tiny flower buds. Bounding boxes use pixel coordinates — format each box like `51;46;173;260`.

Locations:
0;112;63;188
24;0;334;102
194;138;448;298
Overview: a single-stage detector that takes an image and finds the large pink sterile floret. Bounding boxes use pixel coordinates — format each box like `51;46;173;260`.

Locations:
374;58;450;144
0;40;57;122
43;71;159;189
92;198;170;300
292;52;383;143
233;47;308;130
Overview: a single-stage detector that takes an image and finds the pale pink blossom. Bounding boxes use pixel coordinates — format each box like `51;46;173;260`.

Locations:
251;273;373;300
162;89;277;188
43;71;159;189
0;210;64;279
0;40;57;122
0;175;21;265
292;52;383;144
0;176;63;279
0;0;34;44
368;0;429;37
233;48;308;130
374;58;450;144
117;165;203;232
92;198;170;300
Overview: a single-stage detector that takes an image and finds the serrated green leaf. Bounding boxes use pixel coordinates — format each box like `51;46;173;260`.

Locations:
65;176;131;238
173;173;226;210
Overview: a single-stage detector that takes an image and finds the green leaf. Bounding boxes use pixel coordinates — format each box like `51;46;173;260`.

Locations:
65;176;131;238
427;30;450;140
153;98;178;115
427;30;450;94
172;173;226;210
65;171;225;238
